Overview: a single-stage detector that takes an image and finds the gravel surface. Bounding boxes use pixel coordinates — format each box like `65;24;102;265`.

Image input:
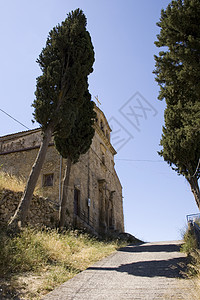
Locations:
43;240;199;300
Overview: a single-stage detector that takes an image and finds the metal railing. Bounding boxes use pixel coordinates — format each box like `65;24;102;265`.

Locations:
78;210;95;228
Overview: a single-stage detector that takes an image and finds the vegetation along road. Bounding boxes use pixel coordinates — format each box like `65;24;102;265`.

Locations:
43;240;199;299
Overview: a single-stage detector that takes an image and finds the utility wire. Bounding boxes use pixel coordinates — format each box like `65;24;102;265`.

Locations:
115;158;164;162
0;108;30;130
116;158;199;175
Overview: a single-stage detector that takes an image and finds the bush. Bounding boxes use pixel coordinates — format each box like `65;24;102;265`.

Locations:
181;227;198;255
181;226;200;279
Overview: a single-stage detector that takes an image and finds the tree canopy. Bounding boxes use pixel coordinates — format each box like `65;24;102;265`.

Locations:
154;0;200;207
9;9;95;228
32;8;95;136
54;91;96;163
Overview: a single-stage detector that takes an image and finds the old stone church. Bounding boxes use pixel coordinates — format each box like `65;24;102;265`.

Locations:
0;105;124;235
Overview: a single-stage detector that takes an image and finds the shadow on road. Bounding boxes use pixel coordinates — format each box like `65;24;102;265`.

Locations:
87;243;187;279
118;243;181;253
88;257;187;278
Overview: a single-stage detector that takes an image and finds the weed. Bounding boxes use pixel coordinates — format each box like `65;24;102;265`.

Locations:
181;227;198;255
181;225;200;293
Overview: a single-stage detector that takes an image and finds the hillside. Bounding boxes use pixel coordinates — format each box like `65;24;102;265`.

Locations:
0;171;139;299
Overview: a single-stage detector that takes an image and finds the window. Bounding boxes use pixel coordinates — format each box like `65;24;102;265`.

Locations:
43;173;54;187
100;143;106;165
106;131;110;141
100;120;104;133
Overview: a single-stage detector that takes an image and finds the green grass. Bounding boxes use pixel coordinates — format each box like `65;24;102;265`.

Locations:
181;227;198;255
0;227;128;299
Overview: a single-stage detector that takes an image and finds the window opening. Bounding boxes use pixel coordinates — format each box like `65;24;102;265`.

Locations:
100;120;104;133
43;173;54;187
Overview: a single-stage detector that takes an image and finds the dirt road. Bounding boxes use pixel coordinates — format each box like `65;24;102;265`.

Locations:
43;241;199;299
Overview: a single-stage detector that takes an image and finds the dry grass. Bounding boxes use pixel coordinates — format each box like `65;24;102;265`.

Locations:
0;171;25;192
0;170;42;196
0;171;129;299
0;228;127;299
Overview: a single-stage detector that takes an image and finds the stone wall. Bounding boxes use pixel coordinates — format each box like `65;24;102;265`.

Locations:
0;145;62;204
0;189;59;228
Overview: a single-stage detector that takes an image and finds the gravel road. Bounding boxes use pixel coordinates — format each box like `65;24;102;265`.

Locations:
43;240;199;300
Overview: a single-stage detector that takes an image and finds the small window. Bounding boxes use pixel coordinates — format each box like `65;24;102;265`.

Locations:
106;131;110;141
100;120;104;133
43;173;54;187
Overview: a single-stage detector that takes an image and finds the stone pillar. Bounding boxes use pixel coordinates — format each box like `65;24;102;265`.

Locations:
98;179;107;235
109;191;115;230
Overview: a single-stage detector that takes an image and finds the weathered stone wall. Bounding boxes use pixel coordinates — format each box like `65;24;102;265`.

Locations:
0;189;59;228
0;146;62;203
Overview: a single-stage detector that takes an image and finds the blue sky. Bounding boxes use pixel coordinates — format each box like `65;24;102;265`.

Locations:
0;0;199;241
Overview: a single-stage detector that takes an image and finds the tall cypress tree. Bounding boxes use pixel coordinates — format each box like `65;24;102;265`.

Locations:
54;90;96;228
9;9;95;228
154;0;200;208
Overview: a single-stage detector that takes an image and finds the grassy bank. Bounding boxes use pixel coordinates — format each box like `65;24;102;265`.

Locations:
0;171;42;196
0;227;128;299
181;226;200;293
0;171;135;298
0;171;25;192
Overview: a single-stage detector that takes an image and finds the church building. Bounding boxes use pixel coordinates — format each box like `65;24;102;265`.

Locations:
0;105;124;235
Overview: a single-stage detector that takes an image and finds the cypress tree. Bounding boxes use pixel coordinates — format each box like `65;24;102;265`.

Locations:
154;0;200;208
9;9;95;228
54;90;96;228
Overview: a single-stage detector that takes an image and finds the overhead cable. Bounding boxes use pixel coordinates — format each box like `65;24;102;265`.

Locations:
115;158;164;162
0;108;30;130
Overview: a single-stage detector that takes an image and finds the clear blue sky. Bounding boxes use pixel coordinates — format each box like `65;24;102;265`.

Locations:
0;0;199;241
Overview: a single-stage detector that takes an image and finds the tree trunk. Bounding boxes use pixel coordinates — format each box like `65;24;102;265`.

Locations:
59;157;72;229
8;89;68;230
8;126;53;229
188;177;200;210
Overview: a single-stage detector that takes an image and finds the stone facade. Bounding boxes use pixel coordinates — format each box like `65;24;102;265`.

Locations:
0;105;124;235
